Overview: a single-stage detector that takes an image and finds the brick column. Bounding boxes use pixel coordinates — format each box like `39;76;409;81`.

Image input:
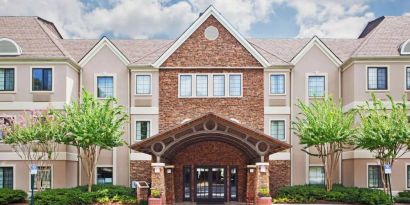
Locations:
246;165;256;203
151;163;166;203
255;162;270;198
165;165;175;205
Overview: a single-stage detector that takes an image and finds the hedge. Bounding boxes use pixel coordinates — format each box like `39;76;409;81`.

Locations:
395;190;410;203
0;188;27;205
274;184;392;205
34;185;137;205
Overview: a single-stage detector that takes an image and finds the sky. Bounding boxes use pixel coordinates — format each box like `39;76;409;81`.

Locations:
0;0;409;39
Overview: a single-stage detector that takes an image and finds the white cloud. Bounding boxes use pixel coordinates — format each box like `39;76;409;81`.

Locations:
404;12;410;16
0;0;280;39
281;0;375;38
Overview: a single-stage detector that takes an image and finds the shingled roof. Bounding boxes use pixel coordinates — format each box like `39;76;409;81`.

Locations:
0;15;409;66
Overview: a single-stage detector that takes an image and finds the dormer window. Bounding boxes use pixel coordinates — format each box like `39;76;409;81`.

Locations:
0;38;22;56
400;39;410;55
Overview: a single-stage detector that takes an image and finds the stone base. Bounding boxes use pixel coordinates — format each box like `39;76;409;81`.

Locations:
269;160;291;196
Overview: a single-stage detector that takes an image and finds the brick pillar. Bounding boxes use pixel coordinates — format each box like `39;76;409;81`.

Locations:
151;163;166;203
246;165;256;203
165;165;175;205
255;162;270;199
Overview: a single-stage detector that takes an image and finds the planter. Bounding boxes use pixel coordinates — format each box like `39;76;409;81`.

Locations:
148;197;162;205
257;197;272;205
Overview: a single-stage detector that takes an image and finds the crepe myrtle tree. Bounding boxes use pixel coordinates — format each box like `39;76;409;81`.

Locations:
4;109;62;191
55;89;128;192
356;94;410;193
292;97;356;192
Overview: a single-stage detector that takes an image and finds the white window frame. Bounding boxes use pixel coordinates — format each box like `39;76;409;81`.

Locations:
365;65;390;92
29;165;53;191
178;73;243;98
94;73;116;99
0;38;22;56
308;165;325;185
404;66;410;92
366;163;383;189
269;73;286;95
0;165;15;189
0;67;17;93
406;163;410;190
306;73;328;100
400;39;410;55
30;66;54;93
95;165;114;185
196;75;209;97
134;119;152;142
135;73;152;96
269;119;286;141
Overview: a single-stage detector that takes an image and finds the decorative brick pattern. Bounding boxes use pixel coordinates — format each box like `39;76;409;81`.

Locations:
269;160;291;196
161;15;262;67
165;169;175;205
130;160;151;183
172;141;248;202
159;69;264;132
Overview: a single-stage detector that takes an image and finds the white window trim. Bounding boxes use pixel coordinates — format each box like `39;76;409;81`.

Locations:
0;38;22;56
404;65;410;92
365;65;390;92
269;73;286;96
95;165;114;185
94;73;116;99
366;163;383;189
0;67;17;93
400;39;410;55
0;115;16;143
308;164;325;185
30;66;55;93
0;165;16;189
134;119;153;142
406;163;410;190
178;73;243;98
305;73;328;102
28;164;53;191
269;119;287;141
135;73;152;96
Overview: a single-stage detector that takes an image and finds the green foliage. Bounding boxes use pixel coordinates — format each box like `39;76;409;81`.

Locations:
395;191;410;203
275;184;392;205
34;185;137;205
150;188;161;198
0;188;27;205
257;187;270;197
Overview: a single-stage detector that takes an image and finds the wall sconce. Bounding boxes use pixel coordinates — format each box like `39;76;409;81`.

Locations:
260;165;267;173
167;169;172;174
154;167;160;173
249;169;254;173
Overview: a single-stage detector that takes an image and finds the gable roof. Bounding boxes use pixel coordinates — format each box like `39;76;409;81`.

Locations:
151;5;270;68
78;36;130;66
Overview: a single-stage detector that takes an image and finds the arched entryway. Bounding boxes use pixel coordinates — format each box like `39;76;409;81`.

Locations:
130;113;291;203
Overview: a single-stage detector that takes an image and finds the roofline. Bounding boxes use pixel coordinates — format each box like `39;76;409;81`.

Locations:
341;56;410;71
0;57;81;72
151;5;270;68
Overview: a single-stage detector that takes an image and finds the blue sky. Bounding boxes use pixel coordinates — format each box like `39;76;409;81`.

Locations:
1;0;410;39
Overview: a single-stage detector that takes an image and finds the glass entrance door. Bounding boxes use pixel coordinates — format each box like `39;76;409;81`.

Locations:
195;166;226;202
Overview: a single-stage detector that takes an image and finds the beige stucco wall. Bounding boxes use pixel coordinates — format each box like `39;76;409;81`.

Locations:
291;45;341;185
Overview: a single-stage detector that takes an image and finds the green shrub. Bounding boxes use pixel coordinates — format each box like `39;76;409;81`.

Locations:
395;191;410;203
257;187;270;197
275;184;391;205
0;188;27;205
150;188;161;198
34;185;137;205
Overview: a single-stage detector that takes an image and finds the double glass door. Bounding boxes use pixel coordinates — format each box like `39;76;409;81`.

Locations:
195;167;226;202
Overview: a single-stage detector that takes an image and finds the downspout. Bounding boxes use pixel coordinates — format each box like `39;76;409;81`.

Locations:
289;67;293;185
339;67;342;184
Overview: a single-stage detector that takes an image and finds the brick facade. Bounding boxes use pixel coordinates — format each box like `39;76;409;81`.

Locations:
130;160;151;183
269;160;291;196
172;141;248;202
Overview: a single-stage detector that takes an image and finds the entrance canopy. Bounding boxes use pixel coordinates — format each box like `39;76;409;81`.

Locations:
130;113;291;163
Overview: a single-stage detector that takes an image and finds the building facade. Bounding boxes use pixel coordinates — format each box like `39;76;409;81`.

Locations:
1;5;410;203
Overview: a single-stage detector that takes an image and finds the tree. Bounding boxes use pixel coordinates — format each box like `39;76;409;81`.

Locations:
292;97;356;192
56;89;128;192
356;94;410;193
4;109;62;191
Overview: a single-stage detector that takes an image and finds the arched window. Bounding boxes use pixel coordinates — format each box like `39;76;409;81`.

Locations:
400;39;410;55
0;38;22;56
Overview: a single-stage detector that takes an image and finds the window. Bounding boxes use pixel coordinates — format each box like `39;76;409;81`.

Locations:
0;68;14;91
368;165;383;188
196;75;208;97
400;39;410;55
180;75;192;97
97;76;114;98
0;116;14;141
136;75;151;95
407;165;410;188
96;167;113;185
406;67;410;90
136;121;150;141
229;74;241;96
309;166;325;185
32;68;52;91
308;76;325;97
213;75;225;96
183;166;191;201
367;67;388;90
270;120;285;140
0;167;13;188
270;74;285;94
0;38;22;56
33;166;52;190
